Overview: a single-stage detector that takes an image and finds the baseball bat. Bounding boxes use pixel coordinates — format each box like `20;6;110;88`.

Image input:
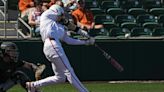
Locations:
94;44;124;72
73;26;124;72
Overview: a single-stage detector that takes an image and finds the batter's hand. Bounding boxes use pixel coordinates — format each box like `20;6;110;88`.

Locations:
35;64;46;80
77;29;90;38
85;37;95;45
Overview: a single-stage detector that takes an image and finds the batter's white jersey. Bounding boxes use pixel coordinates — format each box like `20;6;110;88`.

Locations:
40;9;65;47
35;5;89;92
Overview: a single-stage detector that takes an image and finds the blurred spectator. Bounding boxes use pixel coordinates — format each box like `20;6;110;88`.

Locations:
48;0;57;7
62;0;78;11
56;0;64;7
71;0;103;32
28;2;43;37
42;1;49;11
18;0;35;18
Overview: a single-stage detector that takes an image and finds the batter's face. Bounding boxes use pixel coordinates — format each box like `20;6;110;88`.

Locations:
78;0;85;8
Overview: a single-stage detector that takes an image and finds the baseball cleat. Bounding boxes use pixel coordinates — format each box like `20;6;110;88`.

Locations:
26;82;38;92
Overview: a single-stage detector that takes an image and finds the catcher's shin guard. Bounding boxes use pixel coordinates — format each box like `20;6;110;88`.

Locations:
0;79;15;92
12;71;31;90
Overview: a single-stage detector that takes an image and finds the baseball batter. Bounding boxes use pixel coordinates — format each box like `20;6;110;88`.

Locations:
26;4;94;92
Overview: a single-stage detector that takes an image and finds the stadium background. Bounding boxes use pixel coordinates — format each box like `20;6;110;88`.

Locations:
1;0;164;81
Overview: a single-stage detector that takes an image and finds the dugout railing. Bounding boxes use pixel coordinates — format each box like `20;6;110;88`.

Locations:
0;0;8;38
0;0;34;38
15;17;34;38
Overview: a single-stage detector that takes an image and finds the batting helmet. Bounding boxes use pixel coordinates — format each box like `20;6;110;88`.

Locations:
49;4;64;16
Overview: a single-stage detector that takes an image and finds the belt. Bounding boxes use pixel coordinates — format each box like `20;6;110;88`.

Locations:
49;38;55;40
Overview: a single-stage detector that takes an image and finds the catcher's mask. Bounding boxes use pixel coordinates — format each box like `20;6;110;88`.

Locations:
0;42;19;62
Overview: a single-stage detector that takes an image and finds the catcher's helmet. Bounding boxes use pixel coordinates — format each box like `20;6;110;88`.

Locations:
0;42;19;62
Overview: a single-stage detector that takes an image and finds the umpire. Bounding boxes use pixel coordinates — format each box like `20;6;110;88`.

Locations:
0;42;45;92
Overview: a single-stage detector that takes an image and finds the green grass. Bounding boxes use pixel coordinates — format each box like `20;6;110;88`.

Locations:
7;82;164;92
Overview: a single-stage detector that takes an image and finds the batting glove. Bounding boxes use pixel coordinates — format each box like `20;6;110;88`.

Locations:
85;37;95;45
77;29;90;38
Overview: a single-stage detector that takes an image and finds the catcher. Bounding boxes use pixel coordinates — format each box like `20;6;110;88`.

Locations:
0;42;45;92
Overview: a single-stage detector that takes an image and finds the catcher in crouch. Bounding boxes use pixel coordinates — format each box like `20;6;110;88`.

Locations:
0;42;45;92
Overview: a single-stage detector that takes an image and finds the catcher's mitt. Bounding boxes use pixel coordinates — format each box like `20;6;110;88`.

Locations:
35;64;46;80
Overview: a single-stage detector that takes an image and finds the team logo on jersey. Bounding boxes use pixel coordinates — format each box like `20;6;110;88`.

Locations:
53;9;59;15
